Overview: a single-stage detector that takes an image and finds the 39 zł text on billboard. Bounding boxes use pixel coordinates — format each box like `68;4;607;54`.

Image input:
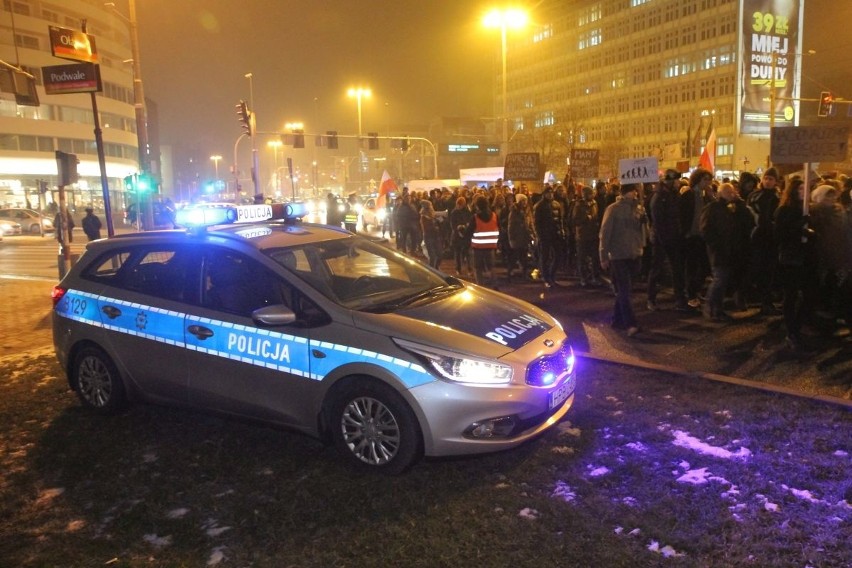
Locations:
740;0;802;136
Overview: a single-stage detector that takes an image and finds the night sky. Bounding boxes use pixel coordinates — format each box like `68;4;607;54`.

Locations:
134;1;851;180
135;0;497;175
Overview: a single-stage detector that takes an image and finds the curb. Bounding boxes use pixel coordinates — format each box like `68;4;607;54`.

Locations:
577;351;852;410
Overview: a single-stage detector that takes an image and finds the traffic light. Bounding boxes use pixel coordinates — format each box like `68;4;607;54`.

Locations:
136;173;153;192
818;91;834;117
124;173;156;193
326;130;338;150
293;129;305;149
236;99;252;135
368;132;379;150
55;150;79;186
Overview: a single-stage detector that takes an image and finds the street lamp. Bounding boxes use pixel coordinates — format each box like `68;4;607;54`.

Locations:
267;140;282;193
347;86;371;137
483;8;528;155
210;155;222;180
347;87;371;193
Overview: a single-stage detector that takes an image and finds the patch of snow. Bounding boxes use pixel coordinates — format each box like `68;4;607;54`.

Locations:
678;460;691;470
628;528;641;536
721;485;741;499
556;422;581;437
764;501;780;512
587;466;610;477
518;508;540;520
214;489;234;498
622;496;639;507
551;446;575;455
612;410;624;416
614;526;623;534
672;430;752;459
783;486;825;505
605;396;620;403
167;508;189;519
206;526;231;537
833;450;848;457
677;467;711;485
207;546;226;566
35;487;65;506
714;410;732;419
647;541;686;557
494;482;510;489
143;534;172;548
625;442;648;452
552;481;576;502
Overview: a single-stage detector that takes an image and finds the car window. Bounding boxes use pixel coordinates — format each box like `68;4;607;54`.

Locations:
266;236;447;310
202;249;292;317
83;245;200;303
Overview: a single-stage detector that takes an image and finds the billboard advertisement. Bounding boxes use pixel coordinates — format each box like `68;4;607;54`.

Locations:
739;0;803;136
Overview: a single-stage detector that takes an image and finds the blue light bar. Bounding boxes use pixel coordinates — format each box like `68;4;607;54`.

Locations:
175;204;238;227
176;202;306;230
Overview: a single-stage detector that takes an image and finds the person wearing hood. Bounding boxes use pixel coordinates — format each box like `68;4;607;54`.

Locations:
599;183;649;337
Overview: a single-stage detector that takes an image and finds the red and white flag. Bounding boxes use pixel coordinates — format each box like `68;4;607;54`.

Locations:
698;129;716;172
376;170;397;209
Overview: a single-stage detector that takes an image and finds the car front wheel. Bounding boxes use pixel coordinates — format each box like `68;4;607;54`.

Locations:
72;346;127;415
329;379;422;474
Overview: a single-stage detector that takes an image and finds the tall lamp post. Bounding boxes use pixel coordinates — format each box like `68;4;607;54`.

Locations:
210;155;222;194
347;87;371;193
267;140;282;195
107;1;149;173
483;8;528;156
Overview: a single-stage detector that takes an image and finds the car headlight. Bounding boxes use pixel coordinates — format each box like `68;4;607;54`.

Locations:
395;339;512;385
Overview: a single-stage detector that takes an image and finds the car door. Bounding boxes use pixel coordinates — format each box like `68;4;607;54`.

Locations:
91;244;199;403
183;246;322;428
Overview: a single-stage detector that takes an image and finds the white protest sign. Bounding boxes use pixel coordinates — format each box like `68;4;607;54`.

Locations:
618;157;659;184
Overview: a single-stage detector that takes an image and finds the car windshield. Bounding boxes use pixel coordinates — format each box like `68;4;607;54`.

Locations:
264;235;459;311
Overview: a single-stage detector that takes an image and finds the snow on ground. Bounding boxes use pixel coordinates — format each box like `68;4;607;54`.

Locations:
671;430;752;459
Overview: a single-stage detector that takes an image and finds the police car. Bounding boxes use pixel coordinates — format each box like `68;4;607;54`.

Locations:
52;203;576;473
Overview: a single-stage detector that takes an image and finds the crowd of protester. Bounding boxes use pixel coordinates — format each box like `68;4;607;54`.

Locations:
360;168;851;353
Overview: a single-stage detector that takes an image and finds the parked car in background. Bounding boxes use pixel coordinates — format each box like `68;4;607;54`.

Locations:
0;218;22;236
0;208;53;235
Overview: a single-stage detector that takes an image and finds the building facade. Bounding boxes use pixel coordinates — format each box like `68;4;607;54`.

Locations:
0;0;148;220
499;0;815;180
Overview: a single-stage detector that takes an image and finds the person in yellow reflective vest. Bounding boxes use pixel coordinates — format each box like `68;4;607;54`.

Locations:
344;193;359;232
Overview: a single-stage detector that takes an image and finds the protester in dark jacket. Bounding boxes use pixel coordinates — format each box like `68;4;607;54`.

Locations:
81;207;102;241
746;168;781;314
700;183;738;321
773;178;818;351
449;197;473;276
507;193;534;280
647;169;689;311
572;185;601;287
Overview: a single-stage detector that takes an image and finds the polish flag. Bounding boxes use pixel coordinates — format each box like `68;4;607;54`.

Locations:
698;129;716;172
376;170;397;209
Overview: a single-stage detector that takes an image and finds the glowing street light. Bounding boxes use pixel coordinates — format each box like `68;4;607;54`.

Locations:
347;87;371;137
210;154;222;180
483;8;528;155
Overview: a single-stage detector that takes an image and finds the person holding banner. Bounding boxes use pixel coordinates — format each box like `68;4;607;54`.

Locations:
599;183;648;337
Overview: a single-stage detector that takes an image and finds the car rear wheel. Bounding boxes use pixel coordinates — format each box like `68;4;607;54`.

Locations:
329;379;422;474
72;347;127;415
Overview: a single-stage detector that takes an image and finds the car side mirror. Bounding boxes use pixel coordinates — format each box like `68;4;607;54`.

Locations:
252;304;297;326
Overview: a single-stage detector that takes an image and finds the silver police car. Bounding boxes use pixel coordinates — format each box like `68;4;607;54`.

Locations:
52;203;576;473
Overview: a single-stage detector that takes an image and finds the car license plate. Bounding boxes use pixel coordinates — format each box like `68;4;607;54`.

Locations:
549;374;574;409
